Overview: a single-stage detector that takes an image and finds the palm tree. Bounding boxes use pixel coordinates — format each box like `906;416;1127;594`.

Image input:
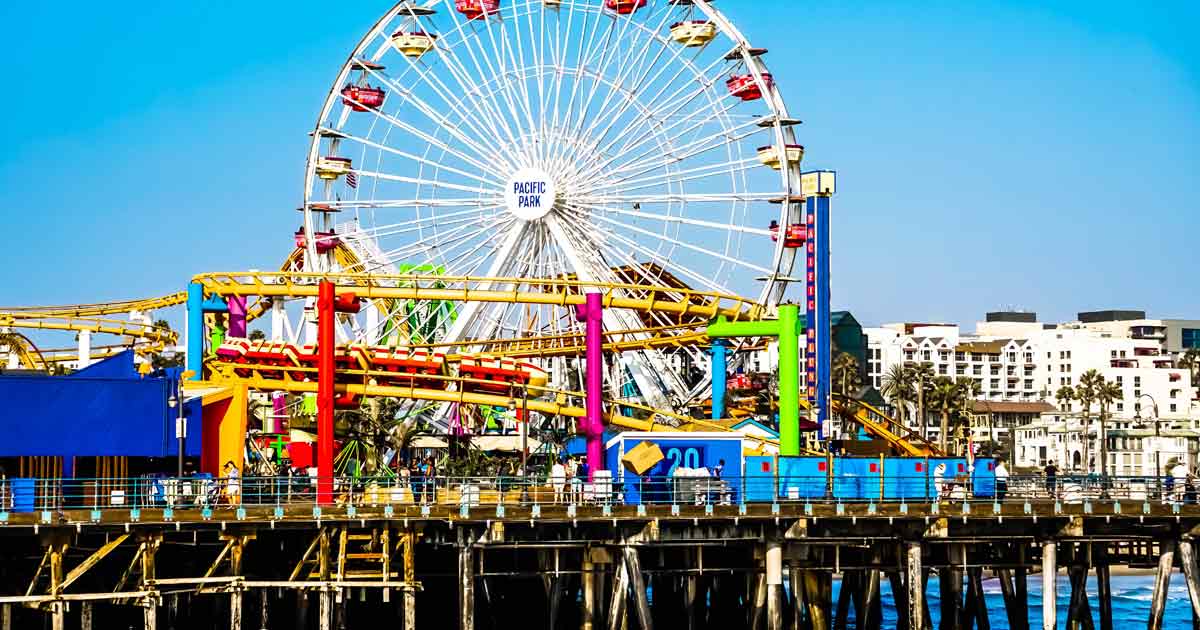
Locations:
1055;385;1075;412
1095;379;1123;487
954;377;982;453
832;352;863;398
928;376;964;454
881;365;915;426
1180;348;1200;384
909;362;936;439
1075;369;1103;472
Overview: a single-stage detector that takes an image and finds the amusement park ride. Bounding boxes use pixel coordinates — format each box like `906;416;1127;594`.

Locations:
0;0;940;501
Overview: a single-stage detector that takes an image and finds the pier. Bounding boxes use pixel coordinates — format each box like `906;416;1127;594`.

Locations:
3;485;1200;630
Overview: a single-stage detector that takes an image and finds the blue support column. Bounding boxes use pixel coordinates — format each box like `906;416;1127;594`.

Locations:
186;283;204;381
805;194;833;440
711;340;728;420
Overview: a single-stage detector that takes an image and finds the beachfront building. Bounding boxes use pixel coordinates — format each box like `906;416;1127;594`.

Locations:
865;310;1200;474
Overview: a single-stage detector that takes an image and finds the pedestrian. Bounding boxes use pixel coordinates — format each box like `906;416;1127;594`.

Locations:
994;458;1009;502
410;461;424;504
933;462;947;500
1173;460;1188;503
551;458;567;504
222;460;241;506
1044;460;1058;499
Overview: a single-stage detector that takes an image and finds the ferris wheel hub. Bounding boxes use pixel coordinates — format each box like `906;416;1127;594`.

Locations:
504;167;558;222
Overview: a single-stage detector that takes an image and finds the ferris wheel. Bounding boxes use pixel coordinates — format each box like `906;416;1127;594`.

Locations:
301;0;806;412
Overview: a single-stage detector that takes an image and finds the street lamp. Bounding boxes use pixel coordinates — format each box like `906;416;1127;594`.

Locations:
167;390;184;478
1133;393;1161;482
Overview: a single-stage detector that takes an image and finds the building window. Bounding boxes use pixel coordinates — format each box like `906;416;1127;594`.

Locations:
1024;379;1034;389
1116;403;1123;411
1111;350;1117;358
922;350;931;361
938;364;947;375
1183;328;1200;349
1171;403;1178;413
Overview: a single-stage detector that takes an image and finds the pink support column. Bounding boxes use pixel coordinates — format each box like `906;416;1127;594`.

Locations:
317;280;336;505
227;296;247;338
574;292;604;480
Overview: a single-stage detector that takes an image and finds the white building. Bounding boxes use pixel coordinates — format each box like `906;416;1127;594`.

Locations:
866;311;1200;475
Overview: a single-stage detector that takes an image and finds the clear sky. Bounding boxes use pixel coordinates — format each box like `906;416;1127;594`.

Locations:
0;0;1196;328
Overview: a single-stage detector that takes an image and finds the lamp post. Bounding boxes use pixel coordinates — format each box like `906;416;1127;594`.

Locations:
168;387;185;478
1133;393;1161;482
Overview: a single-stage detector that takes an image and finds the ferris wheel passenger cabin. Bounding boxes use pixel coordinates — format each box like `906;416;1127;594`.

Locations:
339;84;386;111
669;21;717;47
605;0;647;15
294;227;341;255
768;221;806;248
390;31;438;58
726;73;773;101
756;144;804;170
456;0;501;19
315;156;352;180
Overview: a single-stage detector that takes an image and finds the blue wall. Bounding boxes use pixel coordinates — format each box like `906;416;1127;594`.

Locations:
0;352;202;460
606;434;742;504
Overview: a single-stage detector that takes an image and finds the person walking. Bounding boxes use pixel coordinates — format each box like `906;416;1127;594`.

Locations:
994;458;1009;502
1044;460;1058;499
222;461;241;506
1173;460;1189;504
933;462;947;500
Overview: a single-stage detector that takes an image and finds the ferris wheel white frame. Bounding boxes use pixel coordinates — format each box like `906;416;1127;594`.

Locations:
299;0;807;411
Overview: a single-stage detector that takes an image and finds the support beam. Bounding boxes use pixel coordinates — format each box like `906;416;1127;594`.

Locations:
937;568;960;630
141;535;160;630
766;540;784;630
1043;541;1057;630
966;567;990;630
1148;539;1177;630
583;555;597;630
316;280;336;504
459;545;474;630
790;568;808;630
607;557;629;630
48;541;67;630
2;604;11;630
1181;538;1200;629
860;548;882;630
1065;560;1093;630
259;589;269;630
80;602;92;630
1095;545;1113;630
623;546;652;630
402;529;416;630
906;542;924;630
802;571;830;630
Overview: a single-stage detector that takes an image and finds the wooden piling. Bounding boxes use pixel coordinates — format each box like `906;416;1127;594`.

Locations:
767;540;784;630
1094;544;1113;630
460;544;475;630
607;556;629;630
938;568;961;630
583;554;597;630
834;571;855;630
80;602;92;630
906;542;924;630
1043;541;1057;630
1149;539;1177;630
966;567;990;630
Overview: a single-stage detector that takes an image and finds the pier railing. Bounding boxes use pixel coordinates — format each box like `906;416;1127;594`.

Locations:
0;473;1192;516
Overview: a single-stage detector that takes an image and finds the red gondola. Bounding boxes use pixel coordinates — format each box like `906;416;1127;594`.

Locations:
769;221;806;248
456;0;501;19
726;73;773;101
294;228;341;254
340;84;386;112
605;0;647;15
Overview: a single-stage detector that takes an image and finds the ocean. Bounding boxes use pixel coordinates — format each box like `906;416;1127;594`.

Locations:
842;573;1194;628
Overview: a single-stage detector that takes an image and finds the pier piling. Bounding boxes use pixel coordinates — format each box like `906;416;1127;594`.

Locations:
1043;540;1058;630
1149;539;1177;630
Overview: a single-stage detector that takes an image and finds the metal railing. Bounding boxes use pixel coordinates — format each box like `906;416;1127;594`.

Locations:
0;473;1195;516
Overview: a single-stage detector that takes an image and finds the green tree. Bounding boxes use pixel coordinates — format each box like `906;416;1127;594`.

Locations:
909;362;936;437
1075;369;1103;472
881;364;914;426
928;376;965;454
1180;348;1200;385
249;329;266;342
1096;378;1123;481
832;352;862;398
1055;385;1075;412
953;377;982;452
150;319;184;370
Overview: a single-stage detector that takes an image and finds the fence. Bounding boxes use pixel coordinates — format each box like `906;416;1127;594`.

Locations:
0;473;1191;515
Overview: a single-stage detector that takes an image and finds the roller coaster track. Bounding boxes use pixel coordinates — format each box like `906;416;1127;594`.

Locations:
0;314;177;347
201;360;821;456
193;272;765;322
0;293;188;317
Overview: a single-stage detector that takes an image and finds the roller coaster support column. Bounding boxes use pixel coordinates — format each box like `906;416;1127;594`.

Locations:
227;296;247;338
317;281;336;505
710;341;728;420
316;280;361;504
186;282;229;381
706;305;803;456
575;292;604;480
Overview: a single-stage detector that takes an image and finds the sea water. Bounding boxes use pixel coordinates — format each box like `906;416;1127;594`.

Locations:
838;574;1192;628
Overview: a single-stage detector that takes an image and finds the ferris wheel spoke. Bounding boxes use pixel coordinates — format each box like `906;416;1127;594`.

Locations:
320;198;504;210
483;11;542;162
569;2;681;158
553;8;643;172
335;127;504;189
593;152;763;194
565;204;769;275
582;102;753;186
597;125;761;188
441;10;535;165
347;207;504;247
472;19;537;155
356;64;515;173
568;202;770;236
357;168;500;196
373;213;507;261
573;220;732;295
545;1;613;172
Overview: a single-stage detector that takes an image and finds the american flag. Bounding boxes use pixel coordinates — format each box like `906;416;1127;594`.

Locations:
346;171;358;189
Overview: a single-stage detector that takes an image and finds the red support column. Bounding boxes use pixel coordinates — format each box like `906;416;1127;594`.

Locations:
317;280;336;505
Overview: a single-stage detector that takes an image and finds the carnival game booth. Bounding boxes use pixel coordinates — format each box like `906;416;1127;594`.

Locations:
745;456;998;502
605;432;743;505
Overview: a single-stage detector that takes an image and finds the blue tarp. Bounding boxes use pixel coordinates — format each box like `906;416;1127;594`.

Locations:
0;351;201;459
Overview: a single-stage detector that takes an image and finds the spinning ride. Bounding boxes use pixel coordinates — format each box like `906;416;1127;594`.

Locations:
300;0;806;414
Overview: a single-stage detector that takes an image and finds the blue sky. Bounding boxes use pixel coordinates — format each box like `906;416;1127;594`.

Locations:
0;0;1196;327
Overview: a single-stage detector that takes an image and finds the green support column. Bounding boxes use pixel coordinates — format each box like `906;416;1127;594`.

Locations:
707;304;803;456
